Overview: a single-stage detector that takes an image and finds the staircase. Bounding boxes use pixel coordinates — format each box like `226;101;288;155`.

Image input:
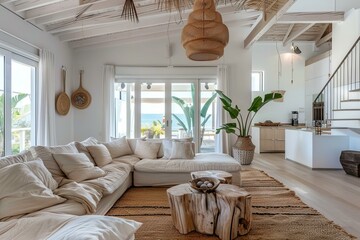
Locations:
313;36;360;128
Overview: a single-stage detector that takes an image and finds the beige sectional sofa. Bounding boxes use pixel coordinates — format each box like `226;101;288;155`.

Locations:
0;136;241;239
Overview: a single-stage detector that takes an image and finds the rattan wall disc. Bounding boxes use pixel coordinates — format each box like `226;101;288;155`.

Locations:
55;68;70;115
181;0;229;61
71;70;91;109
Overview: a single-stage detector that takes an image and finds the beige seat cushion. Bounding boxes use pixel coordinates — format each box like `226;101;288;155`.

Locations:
87;144;113;167
112;155;141;171
135;153;241;173
53;153;106;182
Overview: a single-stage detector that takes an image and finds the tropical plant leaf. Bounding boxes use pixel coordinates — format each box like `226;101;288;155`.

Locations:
223;105;239;119
201;114;211;127
248;96;263;112
172;113;187;132
215;90;232;105
11;93;28;108
200;93;216;118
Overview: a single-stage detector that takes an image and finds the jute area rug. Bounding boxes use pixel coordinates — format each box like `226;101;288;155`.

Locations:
107;169;355;239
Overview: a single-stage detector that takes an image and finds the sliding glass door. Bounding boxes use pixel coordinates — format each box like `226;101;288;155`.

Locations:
114;78;217;152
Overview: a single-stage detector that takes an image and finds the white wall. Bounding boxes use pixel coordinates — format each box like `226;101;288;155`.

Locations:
332;8;360;68
251;42;317;125
305;54;331;125
0;7;74;145
73;24;252;146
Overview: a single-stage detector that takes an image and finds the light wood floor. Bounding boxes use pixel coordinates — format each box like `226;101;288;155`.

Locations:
243;153;360;238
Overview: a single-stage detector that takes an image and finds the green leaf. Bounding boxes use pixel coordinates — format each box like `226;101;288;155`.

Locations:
201;114;211;127
172;114;187;132
215;90;232;105
200;93;216;118
248;96;263;112
223;106;239;119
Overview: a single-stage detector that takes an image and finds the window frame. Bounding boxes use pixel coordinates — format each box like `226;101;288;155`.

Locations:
251;70;265;92
0;47;38;155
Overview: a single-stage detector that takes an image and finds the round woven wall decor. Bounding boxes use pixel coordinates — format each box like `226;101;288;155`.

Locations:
181;0;229;61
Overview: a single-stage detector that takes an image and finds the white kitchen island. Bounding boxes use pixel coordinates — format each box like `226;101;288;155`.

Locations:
285;129;349;169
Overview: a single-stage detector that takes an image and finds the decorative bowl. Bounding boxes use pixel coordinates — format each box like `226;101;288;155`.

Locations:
189;177;220;193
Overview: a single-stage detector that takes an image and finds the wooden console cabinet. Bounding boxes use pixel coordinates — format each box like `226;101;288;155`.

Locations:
252;126;285;153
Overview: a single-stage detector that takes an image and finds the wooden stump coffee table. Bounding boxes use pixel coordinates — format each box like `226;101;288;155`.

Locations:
191;170;233;184
167;183;252;240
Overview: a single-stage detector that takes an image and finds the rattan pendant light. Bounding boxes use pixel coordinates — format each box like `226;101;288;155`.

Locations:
181;0;229;61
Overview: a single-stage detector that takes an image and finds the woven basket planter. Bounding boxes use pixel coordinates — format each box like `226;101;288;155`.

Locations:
233;136;255;165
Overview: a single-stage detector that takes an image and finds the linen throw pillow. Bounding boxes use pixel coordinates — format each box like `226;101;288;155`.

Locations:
134;140;161;159
53;153;106;182
25;159;59;190
169;141;195;160
74;137;98;164
87;144;113;167
103;136;132;158
0;163;66;220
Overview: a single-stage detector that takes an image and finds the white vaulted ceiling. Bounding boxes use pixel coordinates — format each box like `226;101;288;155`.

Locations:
0;0;357;49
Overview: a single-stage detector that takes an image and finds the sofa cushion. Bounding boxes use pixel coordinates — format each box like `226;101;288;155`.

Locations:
162;138;195;159
134;140;161;159
53;153;106;182
169;141;194;159
83;162;131;195
74;137;98;164
145;139;164;158
0;150;34;169
103;137;132;158
30;143;79;184
0;162;66;220
135;153;241;173
25;159;59;190
112;155;141;171
87;144;113;167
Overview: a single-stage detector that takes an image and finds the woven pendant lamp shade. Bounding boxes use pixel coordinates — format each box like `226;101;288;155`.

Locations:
181;0;229;61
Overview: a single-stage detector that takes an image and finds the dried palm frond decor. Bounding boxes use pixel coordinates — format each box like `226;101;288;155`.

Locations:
121;0;139;22
181;0;229;61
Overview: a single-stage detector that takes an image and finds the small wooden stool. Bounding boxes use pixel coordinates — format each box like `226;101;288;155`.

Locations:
167;184;252;240
191;170;232;184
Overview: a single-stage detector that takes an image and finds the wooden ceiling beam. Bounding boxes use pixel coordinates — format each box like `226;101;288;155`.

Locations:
13;0;63;12
283;23;315;46
282;23;294;43
57;6;242;41
314;23;329;43
278;11;344;23
23;0;114;20
316;32;332;47
244;0;295;49
58;5;245;42
34;0;125;25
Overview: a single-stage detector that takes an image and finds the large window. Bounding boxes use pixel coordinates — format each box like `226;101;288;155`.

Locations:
113;78;217;153
252;71;264;91
0;49;37;156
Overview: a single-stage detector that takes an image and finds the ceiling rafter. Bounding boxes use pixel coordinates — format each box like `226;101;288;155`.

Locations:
58;5;241;42
13;0;63;12
277;11;343;23
282;23;293;43
316;32;332;47
23;0;115;20
283;23;315;46
314;23;329;43
244;0;295;49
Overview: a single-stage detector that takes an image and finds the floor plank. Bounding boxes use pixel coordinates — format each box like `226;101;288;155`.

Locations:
244;153;360;238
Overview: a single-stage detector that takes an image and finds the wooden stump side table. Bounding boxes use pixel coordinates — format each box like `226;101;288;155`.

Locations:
167;183;252;240
191;170;233;184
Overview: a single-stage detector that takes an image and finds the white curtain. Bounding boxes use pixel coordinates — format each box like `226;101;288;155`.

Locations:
215;64;230;154
37;49;56;146
102;65;115;142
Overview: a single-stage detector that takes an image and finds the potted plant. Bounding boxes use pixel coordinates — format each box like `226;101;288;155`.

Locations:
215;90;282;165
